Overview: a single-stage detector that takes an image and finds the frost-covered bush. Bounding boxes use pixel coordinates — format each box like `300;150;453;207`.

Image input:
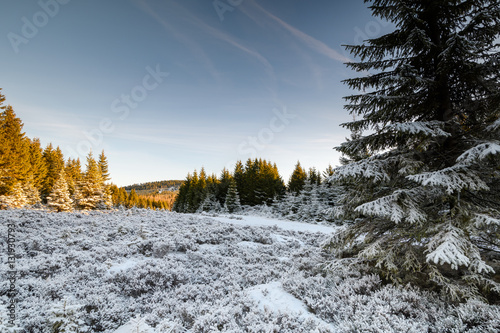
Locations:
0;209;499;332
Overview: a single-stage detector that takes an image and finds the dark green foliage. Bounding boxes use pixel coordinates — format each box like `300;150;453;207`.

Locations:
236;159;285;206
330;0;500;302
215;168;232;206
224;179;241;213
123;180;183;193
173;159;286;213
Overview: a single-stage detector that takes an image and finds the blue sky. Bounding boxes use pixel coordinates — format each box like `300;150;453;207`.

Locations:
1;0;392;186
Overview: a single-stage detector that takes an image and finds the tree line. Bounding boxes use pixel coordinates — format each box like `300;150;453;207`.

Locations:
0;90;170;211
123;180;183;193
173;158;341;220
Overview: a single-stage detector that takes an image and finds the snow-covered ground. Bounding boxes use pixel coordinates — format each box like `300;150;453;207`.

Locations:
1;209;499;332
202;213;341;234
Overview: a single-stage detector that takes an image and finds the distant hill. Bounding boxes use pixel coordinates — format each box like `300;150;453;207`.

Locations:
123;180;184;194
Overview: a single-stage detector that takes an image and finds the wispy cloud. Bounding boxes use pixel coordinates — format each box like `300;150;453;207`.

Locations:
135;0;276;85
193;19;276;81
134;0;222;82
109;122;240;154
243;0;351;64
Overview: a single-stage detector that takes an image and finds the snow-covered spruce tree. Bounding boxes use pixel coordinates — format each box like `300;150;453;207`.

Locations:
47;170;73;212
328;0;500;302
76;151;108;210
24;180;41;206
224;179;241;213
7;182;27;208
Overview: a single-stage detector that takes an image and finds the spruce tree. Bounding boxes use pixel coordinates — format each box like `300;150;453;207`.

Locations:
173;174;192;213
0;105;31;195
330;0;500;302
288;161;307;194
47;170;73;212
65;158;83;196
2;182;28;209
23;181;41;206
216;168;232;206
127;189;139;208
98;150;110;182
42;144;65;200
28;138;48;191
76;151;107;210
0;89;5;110
224;179;241;213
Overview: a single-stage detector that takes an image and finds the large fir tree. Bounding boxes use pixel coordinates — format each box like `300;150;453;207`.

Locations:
330;0;500;302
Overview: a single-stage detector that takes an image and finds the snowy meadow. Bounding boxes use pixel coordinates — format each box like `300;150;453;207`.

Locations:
1;209;499;332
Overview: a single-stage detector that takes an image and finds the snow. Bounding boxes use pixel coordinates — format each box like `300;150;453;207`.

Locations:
457;142;500;165
237;241;265;249
407;165;489;194
426;227;471;270
273;233;304;246
387;121;450;137
247;281;337;331
1;209;499;332
107;259;138;276
205;214;340;234
113;316;154;333
331;157;390;182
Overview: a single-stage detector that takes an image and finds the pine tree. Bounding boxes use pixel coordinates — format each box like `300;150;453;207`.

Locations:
288;161;307;194
76;151;108;210
42;144;65;200
23;181;41;206
224;179;241;213
28;138;48;191
0;105;31;195
98;150;110;183
65;158;83;195
186;170;201;212
307;167;321;186
173;174;192;213
47;170;73;212
216;168;232;206
0;89;5;110
127;189;139;208
329;0;500;302
3;182;28;209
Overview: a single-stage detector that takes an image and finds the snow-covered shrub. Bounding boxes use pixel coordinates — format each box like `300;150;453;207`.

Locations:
1;209;499;332
48;300;87;332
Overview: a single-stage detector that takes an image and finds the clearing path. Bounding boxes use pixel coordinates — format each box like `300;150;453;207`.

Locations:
203;214;341;234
